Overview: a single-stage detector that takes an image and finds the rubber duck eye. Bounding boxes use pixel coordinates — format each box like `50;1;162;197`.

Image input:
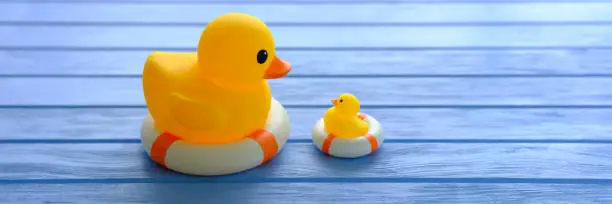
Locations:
257;49;268;64
339;99;343;103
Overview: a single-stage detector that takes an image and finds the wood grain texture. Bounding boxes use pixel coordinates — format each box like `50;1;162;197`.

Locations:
2;3;612;23
5;0;612;3
2;26;612;48
2;143;611;180
3;50;612;75
2;183;612;204
1;78;610;105
3;0;611;203
4;108;612;140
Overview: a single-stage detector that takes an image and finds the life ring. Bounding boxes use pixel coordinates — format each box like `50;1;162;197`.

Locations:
140;98;290;176
311;113;384;158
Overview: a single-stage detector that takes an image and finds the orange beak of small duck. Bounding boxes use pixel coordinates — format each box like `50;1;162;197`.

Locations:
332;99;338;105
264;56;292;79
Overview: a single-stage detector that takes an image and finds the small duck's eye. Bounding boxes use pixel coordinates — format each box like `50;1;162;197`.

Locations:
257;49;268;64
339;99;343;103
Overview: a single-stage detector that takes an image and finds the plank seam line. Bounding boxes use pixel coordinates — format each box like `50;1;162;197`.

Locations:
1;178;611;185
1;139;612;144
1;46;612;51
2;105;612;109
4;21;612;27
4;74;612;78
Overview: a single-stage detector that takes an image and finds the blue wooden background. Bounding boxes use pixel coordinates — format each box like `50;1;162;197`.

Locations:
2;0;612;203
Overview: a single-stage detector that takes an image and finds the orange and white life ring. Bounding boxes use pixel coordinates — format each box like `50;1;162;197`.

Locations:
140;98;290;176
311;113;384;158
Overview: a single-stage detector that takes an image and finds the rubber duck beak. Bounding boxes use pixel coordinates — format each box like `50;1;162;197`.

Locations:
264;56;292;79
332;99;338;105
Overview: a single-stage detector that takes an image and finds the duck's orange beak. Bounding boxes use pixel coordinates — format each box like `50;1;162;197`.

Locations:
264;56;291;79
332;99;338;105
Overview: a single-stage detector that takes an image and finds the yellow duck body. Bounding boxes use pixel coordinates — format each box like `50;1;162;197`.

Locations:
142;13;291;144
323;93;369;138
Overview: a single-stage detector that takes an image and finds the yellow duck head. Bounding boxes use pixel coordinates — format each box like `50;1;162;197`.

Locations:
197;12;291;87
332;93;361;116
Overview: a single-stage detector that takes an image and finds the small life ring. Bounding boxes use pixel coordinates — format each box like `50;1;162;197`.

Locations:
311;113;384;158
140;98;290;176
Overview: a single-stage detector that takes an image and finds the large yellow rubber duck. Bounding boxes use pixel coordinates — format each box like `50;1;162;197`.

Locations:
323;93;370;138
142;13;291;144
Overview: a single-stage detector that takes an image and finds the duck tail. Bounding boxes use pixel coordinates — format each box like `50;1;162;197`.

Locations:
357;118;370;135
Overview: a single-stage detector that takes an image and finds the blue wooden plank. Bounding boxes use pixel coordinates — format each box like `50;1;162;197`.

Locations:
3;50;612;75
1;26;612;48
0;78;610;106
2;183;611;203
5;0;612;4
2;3;612;24
1;143;611;180
4;108;612;140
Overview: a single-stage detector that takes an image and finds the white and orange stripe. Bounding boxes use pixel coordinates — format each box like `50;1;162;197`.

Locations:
312;113;384;158
140;98;290;176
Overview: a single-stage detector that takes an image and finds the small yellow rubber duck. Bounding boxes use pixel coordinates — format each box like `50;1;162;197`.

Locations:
323;93;369;138
142;13;291;144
